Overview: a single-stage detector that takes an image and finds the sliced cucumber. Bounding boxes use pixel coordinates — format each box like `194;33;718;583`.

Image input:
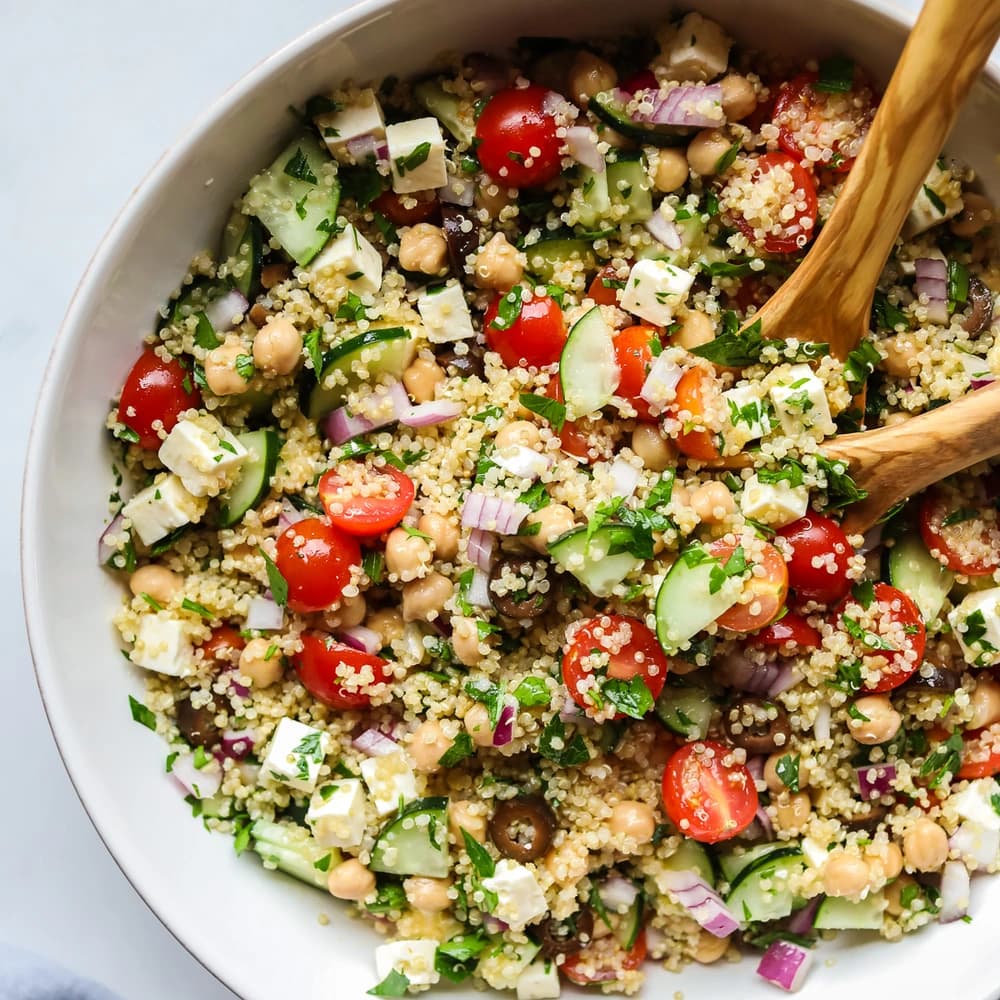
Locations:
250;819;338;891
610;893;644;950
607;156;653;224
413;78;475;145
655;682;715;740
814;892;886;931
370;797;450;878
219;429;281;528
589;92;694;148
221;210;263;298
307;327;415;420
559;306;619;421
662;838;716;886
548;525;643;598
477;940;541;990
523;238;597;283
246;132;340;266
719;843;799;885
725;848;805;924
887;529;955;622
654;543;743;654
570;166;611;229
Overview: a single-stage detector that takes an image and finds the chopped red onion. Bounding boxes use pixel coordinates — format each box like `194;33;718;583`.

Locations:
492;697;517;747
483;915;509;935
203;288;248;334
399;400;464;427
279;499;306;531
438;175;476;207
757;939;813;992
493;444;552;481
564;126;605;172
467;529;496;572
324;380;411;443
856;762;897;801
352;728;399;757
746;755;765;783
915;258;949;324
638;84;724;129
222;667;250;699
171;754;222;799
639;353;683;414
558;697;595;726
339;625;381;655
972;377;996;390
814;704;831;742
221;728;255;760
466;567;492;608
461;490;530;535
619;70;658;96
98;512;126;566
787;896;822;935
346;134;389;165
715;652;782;694
608;456;642;500
938;860;971;923
767;664;800;697
245;595;284;632
949;821;1000;870
755;803;774;840
659;870;739;937
542;90;568;116
598;876;639;911
645;211;682;250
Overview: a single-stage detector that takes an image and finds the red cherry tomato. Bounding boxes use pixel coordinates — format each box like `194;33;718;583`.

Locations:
542;376;591;460
919;487;1000;576
485;290;567;368
671;369;721;461
475;86;562;188
957;724;1000;779
772;71;875;173
777;513;853;605
117;348;201;450
371;189;439;226
752;612;822;651
275;518;361;613
662;740;758;844
612;326;660;421
199;626;245;667
293;632;393;710
562;615;669;719
835;582;926;693
710;539;789;632
318;464;415;537
730;275;774;315
734;152;818;255
562;930;647;985
587;263;626;307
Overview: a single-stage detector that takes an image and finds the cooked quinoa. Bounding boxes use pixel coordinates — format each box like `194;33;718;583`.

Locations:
100;12;1000;998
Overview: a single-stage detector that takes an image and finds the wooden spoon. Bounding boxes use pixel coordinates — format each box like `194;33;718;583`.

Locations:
747;0;1000;359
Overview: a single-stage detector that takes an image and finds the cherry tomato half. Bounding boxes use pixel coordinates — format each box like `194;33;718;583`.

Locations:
711;539;789;632
475;86;562;188
752;612;822;652
613;326;660;421
117;348;201;450
371;189;439;226
293;632;393;710
485;289;566;369
587;263;626;307
562;930;647;985
275;518;361;614
734;152;818;255
542;376;592;460
319;464;415;537
199;626;246;668
777;513;853;605
671;368;721;461
562;615;669;719
662;740;758;844
919;486;1000;576
957;724;1000;779
835;582;926;693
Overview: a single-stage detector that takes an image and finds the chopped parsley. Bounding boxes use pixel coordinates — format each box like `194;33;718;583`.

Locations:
128;695;157;731
690;316;829;367
842;615;896;651
461;828;496;879
395;141;432;176
714;141;741;174
367;969;410;997
538;715;590;768
434;931;490;983
513;677;550;706
284;146;318;185
602;675;654;719
923;184;947;215
491;287;525;332
336;291;368;323
814;55;855;93
816;455;868;509
234;354;255;381
463;679;504;727
852;580;875;609
942;507;979;527
439;732;475;767
519;391;566;432
181;598;213;618
871;291;908;331
709;544;746;595
776;753;801;792
367;881;407;915
920;730;964;789
304;329;324;379
259;547;289;607
843;340;881;389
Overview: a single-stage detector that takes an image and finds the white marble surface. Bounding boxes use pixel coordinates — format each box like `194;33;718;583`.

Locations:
0;1;984;998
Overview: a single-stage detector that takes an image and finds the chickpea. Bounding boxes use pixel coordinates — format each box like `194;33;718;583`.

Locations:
403;876;452;913
449;799;487;842
903;819;949;872
686;129;735;176
764;752;806;794
884;874;917;916
692;929;730;964
367;607;405;645
950;192;995;238
495;419;541;451
252;316;302;375
324;593;367;630
524;504;576;554
544;840;589;887
865;841;904;883
774;791;812;832
653;148;689;193
239;637;283;688
451;616;486;667
631;424;675;472
398;223;448;274
690;481;735;523
823;851;874;899
401;571;453;622
474;233;524;291
129;564;182;605
204;336;249;396
418;512;460;562
881;335;920;378
475;179;512;220
720;74;758;121
847;694;902;745
408;719;452;772
402;356;445;403
568;50;618;107
327;858;376;901
463;702;496;747
608;801;656;845
969;676;1000;729
673;311;715;350
386;527;433;582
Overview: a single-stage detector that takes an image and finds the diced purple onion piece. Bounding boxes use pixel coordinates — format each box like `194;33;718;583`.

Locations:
767;664;800;697
220;728;255;760
352;728;399;757
915;259;949;324
399;400;464;427
659;870;739;937
755;802;774;839
715;652;782;695
461;490;531;535
339;625;381;655
745;755;765;782
438;175;476;207
564;126;605;172
245;595;284;632
645;212;682;250
204;288;249;334
949;821;1000;871
787;896;822;935
915;257;947;280
467;529;496;572
756;939;813;992
856;763;897;801
640;83;724;128
171;754;222;799
492;697;517;747
938;860;971;923
598;875;639;911
972;377;996;390
279;499;305;531
324;380;411;444
98;512;126;566
542;90;567;116
222;667;250;699
466;567;492;608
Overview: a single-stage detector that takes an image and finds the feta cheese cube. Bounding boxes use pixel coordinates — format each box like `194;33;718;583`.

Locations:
769;364;835;437
517;959;561;1000
953;779;1000;832
374;939;440;989
157;415;247;498
740;473;809;527
951;821;1000;870
723;384;772;442
122;473;207;546
482;859;548;931
131;614;195;677
262;718;330;793
360;750;419;816
307;224;383;303
307;779;367;849
903;162;964;238
801;837;830;870
658;13;732;82
949;588;1000;667
386;118;448;194
314;89;385;161
620;259;695;327
417;281;476;343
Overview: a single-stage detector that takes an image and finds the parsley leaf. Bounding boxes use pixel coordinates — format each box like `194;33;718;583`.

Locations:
843;340;881;389
284;146;318;185
259;547;289;607
464;679;504;728
439;732;475;767
435;931;490;983
923;184;947;215
461;828;496;879
852;580;875;609
339;164;385;208
602;676;654;719
942;507;979;527
304;329;324;379
538;715;591;767
871;291;909;331
920;730;964;789
491;286;525;331
336;291;368;323
367;881;407;915
367;969;410;997
843;615;896;651
513;677;550;706
776;753;801;792
395;141;432;176
690;317;829;367
181;598;213;618
234;354;255;381
814;55;855;93
815;455;868;509
128;695;157;731
519;391;566;432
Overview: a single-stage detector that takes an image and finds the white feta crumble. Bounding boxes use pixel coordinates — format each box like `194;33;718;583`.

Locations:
657;12;732;82
374;939;440;989
620;259;695;326
157;415;247;498
262;718;330;793
949;588;1000;667
903;162;964;238
360;750;419;816
723;384;772;441
482;859;548;931
131;614;195;677
416;281;476;343
122;473;207;546
386;118;448;194
768;363;835;436
516;959;561;1000
953;779;1000;831
314;89;385;161
740;473;809;527
306;778;367;849
307;223;383;302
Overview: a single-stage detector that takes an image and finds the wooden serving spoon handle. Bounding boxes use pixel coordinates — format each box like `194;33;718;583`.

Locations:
749;0;1000;358
825;383;1000;534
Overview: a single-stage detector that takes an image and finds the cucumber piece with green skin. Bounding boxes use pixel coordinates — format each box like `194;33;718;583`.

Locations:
718;843;799;884
219;429;281;528
220;210;263;299
589;92;694;148
548;525;643;598
477;940;541;989
725;849;806;924
655;682;715;740
570;166;611;230
523;238;597;283
307;327;415;420
250;819;339;891
246;132;340;267
654;543;743;654
558;306;619;421
887;529;955;622
662;838;716;886
814;892;886;930
413;78;475;145
610;894;644;950
370;797;450;878
607;156;653;224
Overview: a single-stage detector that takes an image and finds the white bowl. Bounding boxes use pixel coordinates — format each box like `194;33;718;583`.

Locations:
22;0;1000;997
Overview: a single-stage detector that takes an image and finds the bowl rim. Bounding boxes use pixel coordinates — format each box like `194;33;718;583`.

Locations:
19;0;999;996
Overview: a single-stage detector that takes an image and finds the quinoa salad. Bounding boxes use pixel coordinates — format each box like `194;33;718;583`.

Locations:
100;12;1000;998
